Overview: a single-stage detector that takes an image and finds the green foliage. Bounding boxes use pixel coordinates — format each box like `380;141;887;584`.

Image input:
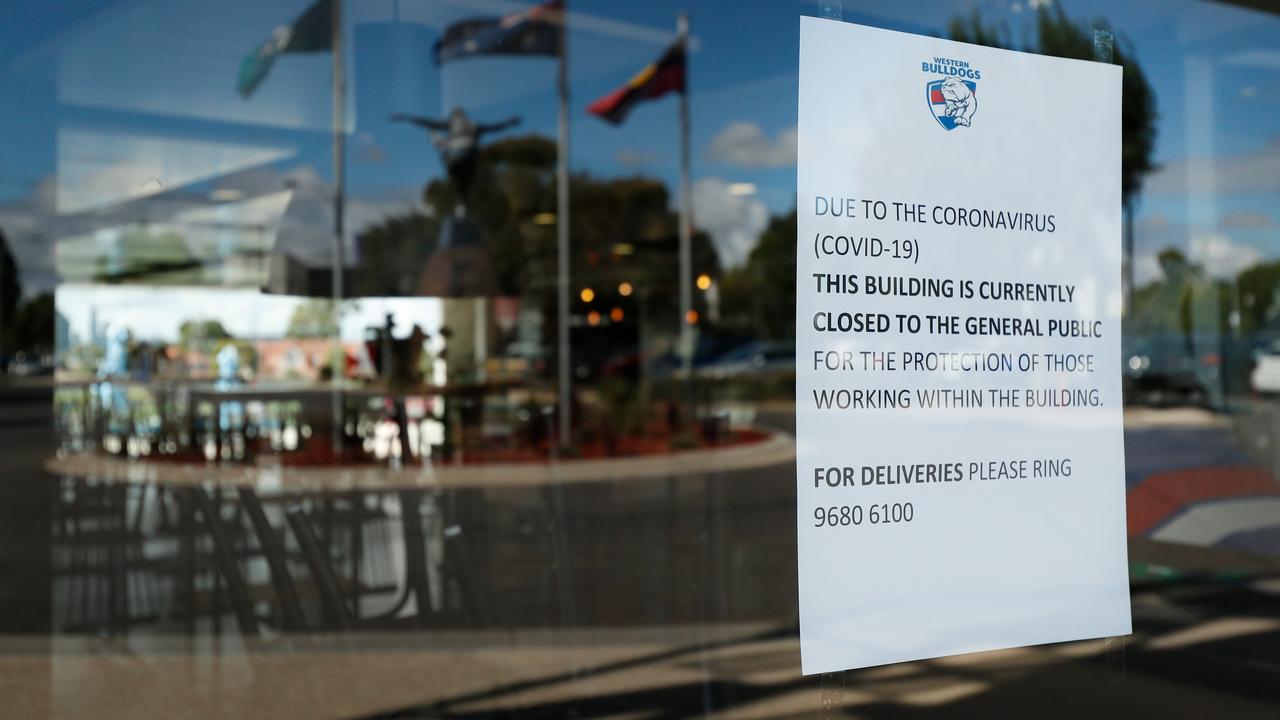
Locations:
0;231;19;347
285;299;341;338
719;210;796;339
356;133;723;359
946;10;1011;49
597;375;647;437
177;318;232;350
65;343;104;374
1131;248;1244;343
354;212;438;296
424;134;560;294
1237;260;1280;335
563;175;720;326
8;292;54;352
1130;249;1198;337
95;226;200;284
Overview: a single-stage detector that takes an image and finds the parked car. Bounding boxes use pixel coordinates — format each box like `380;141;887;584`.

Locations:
1251;340;1280;394
5;350;55;377
1123;334;1219;407
700;340;795;380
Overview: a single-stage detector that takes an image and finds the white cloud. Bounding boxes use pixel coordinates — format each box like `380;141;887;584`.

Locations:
1221;209;1277;229
1198;233;1262;278
693;177;768;268
0;177;58;296
1221;49;1280;70
615;148;659;171
706;122;797;169
1132;213;1266;284
1145;138;1280;195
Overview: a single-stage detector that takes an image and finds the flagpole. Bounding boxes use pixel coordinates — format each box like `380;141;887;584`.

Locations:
556;2;572;447
677;12;693;412
331;0;347;453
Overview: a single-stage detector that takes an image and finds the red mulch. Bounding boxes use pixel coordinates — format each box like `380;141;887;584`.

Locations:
138;427;769;468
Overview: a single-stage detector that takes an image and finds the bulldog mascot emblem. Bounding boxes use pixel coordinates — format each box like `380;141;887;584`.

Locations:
926;77;978;130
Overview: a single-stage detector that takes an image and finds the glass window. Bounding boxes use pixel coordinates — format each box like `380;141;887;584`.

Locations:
0;0;1278;716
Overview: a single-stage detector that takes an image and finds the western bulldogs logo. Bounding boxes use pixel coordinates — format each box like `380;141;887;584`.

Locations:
922;55;981;130
927;77;977;130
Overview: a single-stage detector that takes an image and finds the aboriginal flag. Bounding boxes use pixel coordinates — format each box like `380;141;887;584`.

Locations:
587;40;686;125
434;0;563;65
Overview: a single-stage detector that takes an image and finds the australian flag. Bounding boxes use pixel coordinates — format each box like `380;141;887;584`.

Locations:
434;0;563;65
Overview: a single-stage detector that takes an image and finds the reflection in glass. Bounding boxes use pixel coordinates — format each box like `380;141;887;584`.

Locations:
0;0;1277;717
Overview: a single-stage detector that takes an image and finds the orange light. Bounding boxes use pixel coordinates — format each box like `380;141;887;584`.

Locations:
580;287;595;303
587;311;601;326
617;281;633;297
610;307;624;322
696;273;712;290
685;309;699;325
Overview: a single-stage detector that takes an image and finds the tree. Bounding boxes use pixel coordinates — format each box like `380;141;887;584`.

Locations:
358;134;722;305
8;293;54;352
212;339;259;376
94;226;200;284
1236;260;1280;335
947;5;1157;204
1130;249;1199;338
948;4;1158;313
177;319;232;351
353;212;438;297
720;211;796;340
428;133;560;294
286;299;341;338
0;230;20;356
352;134;724;385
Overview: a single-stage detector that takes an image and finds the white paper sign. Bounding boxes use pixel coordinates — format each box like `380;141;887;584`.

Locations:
796;17;1130;674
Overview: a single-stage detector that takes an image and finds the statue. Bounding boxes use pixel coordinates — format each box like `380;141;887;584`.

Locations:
95;325;132;439
97;325;130;379
389;107;516;297
215;344;242;390
213;344;246;446
390;108;520;214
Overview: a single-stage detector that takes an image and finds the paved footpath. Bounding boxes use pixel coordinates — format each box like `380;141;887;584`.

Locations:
1124;407;1280;567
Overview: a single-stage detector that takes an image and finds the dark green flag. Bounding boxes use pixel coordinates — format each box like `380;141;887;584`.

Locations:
238;0;333;98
